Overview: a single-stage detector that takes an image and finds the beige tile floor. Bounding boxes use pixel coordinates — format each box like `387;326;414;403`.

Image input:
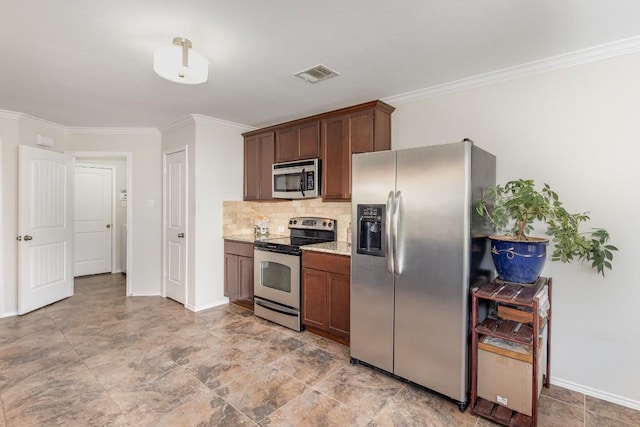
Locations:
1;273;638;426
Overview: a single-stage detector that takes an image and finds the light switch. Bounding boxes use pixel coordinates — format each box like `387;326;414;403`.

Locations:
147;199;154;208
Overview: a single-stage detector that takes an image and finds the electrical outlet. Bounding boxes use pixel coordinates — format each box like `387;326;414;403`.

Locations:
496;395;508;406
277;226;285;233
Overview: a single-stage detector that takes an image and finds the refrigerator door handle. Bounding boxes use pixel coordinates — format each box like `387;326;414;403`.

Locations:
385;191;395;274
392;190;402;276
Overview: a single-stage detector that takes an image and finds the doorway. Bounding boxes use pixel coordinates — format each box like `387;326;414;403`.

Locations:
74;164;114;276
163;149;187;304
68;152;131;295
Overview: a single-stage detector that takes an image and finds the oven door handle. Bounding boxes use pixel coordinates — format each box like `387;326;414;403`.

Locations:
255;244;280;252
255;299;299;317
254;246;301;256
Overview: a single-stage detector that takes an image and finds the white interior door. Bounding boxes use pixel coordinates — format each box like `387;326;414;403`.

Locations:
18;145;74;315
164;150;187;304
74;165;113;276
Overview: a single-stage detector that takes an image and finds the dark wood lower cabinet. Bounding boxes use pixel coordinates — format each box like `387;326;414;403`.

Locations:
224;240;254;311
302;251;350;345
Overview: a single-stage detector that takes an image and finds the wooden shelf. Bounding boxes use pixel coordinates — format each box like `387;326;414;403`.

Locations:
474;398;533;427
470;277;552;427
474;277;547;306
476;318;533;344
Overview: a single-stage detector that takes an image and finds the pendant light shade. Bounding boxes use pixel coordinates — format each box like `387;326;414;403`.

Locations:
153;37;208;85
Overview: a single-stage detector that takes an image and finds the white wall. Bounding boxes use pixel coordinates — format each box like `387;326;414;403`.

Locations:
65;132;162;296
0;117;18;316
161;116;246;311
192;117;245;310
0;115;66;316
390;52;640;407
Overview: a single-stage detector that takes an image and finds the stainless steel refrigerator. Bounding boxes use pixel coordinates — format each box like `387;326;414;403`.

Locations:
350;140;495;409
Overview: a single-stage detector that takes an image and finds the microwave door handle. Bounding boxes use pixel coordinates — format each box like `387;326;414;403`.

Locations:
300;168;306;197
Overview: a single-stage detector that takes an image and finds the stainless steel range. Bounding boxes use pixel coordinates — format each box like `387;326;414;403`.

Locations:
254;217;337;331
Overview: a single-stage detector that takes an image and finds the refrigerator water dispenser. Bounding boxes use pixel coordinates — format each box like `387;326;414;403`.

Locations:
356;204;385;256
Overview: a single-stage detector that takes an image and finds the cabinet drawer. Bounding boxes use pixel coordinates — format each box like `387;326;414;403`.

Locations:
224;240;254;258
302;251;350;275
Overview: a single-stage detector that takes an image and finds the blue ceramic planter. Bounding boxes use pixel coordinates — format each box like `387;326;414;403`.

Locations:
489;237;548;284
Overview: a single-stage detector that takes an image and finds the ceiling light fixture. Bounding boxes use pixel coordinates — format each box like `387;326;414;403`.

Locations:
153;37;209;85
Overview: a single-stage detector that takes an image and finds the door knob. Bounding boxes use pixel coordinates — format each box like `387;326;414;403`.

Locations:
178;233;185;238
106;224;111;229
24;235;33;241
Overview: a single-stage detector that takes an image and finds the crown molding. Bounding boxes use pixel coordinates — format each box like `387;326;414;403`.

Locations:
158;115;196;133
65;127;159;135
160;114;254;134
1;110;159;135
0;110;66;133
384;36;640;106
0;110;22;120
190;114;255;131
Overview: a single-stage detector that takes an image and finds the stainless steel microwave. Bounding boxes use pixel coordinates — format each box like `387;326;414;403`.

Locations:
272;158;321;199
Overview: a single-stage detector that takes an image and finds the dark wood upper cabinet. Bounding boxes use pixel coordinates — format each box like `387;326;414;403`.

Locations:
243;131;274;201
320;116;349;200
275;126;298;162
321;102;394;201
243;100;393;202
298;121;321;159
275;121;320;163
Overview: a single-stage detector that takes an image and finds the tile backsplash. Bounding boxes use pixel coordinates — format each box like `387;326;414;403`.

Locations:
223;199;352;241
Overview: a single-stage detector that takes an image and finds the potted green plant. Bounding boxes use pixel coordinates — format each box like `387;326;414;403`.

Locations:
475;179;617;283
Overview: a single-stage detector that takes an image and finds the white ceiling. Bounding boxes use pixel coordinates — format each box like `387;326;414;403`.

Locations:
2;0;640;129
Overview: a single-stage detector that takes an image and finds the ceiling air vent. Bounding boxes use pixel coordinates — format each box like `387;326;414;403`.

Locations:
294;64;340;84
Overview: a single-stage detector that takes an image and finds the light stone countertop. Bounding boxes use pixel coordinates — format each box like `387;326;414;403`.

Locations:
224;235;352;257
223;234;256;244
223;234;287;244
302;241;352;257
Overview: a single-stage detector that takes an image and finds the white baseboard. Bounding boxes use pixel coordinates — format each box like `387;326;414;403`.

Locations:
127;291;161;296
1;310;19;319
186;297;230;312
551;377;640;411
